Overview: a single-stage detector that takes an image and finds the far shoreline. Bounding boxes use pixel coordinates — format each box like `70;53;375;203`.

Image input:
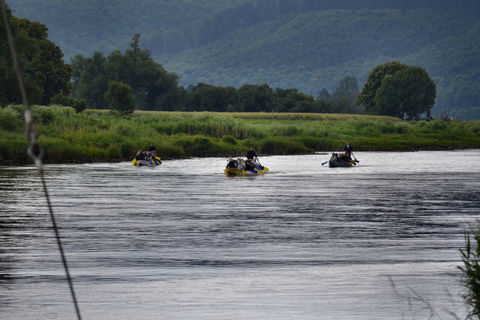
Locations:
1;107;479;165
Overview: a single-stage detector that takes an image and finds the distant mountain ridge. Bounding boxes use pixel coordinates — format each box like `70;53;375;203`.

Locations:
8;0;480;116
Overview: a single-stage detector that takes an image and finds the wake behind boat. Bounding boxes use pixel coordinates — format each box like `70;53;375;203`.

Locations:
224;158;269;176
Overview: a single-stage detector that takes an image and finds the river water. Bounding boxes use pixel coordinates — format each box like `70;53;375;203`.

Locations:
1;150;479;319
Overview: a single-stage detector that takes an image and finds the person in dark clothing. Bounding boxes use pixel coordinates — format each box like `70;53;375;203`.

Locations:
226;158;238;169
246;146;257;160
344;142;353;159
246;146;265;170
147;144;157;156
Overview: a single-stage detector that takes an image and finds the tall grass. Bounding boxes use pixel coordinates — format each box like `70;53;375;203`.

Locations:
459;227;480;319
1;106;480;164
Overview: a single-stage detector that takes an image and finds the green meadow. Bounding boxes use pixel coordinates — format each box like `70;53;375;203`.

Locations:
1;105;480;164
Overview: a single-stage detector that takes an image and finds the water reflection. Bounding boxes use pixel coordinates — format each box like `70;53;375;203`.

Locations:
0;167;53;313
0;169;24;308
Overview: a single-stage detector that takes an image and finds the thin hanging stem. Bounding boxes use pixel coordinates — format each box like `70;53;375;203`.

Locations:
0;2;82;319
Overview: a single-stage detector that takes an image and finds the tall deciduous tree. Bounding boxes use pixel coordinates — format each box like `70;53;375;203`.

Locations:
357;61;436;119
274;88;316;113
332;76;361;113
71;34;179;109
0;5;71;106
188;83;237;111
235;84;274;112
71;52;108;108
104;80;135;116
356;62;407;115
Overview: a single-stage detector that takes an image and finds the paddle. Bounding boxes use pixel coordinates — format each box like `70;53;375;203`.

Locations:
351;151;359;163
254;156;264;169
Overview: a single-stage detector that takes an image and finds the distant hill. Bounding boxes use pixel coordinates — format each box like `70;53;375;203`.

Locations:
8;0;480;117
8;0;243;57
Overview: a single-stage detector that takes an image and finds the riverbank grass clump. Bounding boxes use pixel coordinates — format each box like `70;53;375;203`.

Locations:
1;106;480;164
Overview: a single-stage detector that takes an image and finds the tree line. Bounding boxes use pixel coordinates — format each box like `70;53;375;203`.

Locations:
69;34;363;115
70;35;435;119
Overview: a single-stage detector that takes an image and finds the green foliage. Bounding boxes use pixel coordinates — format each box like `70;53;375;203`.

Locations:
0;133;29;163
427;119;448;131
39;136;91;163
71;34;180;109
261;137;312;155
187;83;238;112
151;113;265;139
178;81;362;114
105;143;122;159
153;143;185;158
294;136;334;151
357;62;407;114
1;107;480;164
0;106;23;130
459;227;480;319
222;135;237;144
0;6;71;106
274;88;315;113
104;81;135;116
359;62;436;119
235;84;274;112
51;93;86;113
31;105;75;125
70;52;109;108
173;135;221;157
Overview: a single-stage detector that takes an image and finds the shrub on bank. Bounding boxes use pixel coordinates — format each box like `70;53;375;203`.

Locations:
187;136;217;157
154;143;185;159
51;94;86;113
0;106;23;131
32;105;75;125
39;136;92;163
295;136;337;151
222;135;237;145
0;135;29;163
261;137;312;155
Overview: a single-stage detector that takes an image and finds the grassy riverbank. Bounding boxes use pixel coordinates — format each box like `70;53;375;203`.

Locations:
1;105;480;164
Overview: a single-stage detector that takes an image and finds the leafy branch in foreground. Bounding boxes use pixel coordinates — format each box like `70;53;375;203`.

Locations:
459;227;480;319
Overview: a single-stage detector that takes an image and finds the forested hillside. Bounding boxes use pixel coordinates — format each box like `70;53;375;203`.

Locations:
8;0;480;118
167;8;480;117
8;0;243;57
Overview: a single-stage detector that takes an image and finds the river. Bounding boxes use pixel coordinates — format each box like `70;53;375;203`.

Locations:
1;150;479;319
